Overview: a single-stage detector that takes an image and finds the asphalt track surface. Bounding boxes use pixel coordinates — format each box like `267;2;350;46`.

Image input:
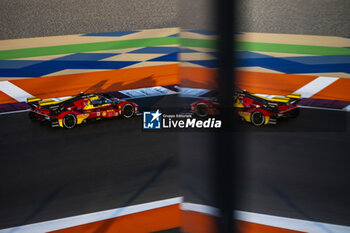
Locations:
0;95;350;228
0;96;180;229
180;100;350;227
0;0;178;40
1;0;350;39
237;0;350;37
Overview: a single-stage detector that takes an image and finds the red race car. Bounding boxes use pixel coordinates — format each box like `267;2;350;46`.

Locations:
191;90;301;126
27;93;137;128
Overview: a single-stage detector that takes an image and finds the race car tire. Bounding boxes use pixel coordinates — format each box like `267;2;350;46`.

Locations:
28;111;39;122
195;103;209;118
122;103;135;118
62;114;77;129
250;111;265;127
288;108;300;118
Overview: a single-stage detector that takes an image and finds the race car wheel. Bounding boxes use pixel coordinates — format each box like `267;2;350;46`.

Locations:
250;111;265;127
195;103;209;118
28;111;39;122
63;114;77;129
289;108;300;118
122;104;135;118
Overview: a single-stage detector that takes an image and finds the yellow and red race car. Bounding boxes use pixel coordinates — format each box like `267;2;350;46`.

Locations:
191;90;301;126
27;93;137;129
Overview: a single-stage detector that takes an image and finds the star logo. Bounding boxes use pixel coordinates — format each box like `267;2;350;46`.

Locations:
151;109;162;122
143;109;162;129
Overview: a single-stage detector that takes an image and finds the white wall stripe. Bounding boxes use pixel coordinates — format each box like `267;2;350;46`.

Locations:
0;81;32;102
181;202;350;233
179;87;210;97
0;84;178;106
294;76;339;98
120;86;177;99
0;197;182;233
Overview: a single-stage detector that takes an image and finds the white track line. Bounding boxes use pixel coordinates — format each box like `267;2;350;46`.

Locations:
181;202;350;233
0;81;32;102
181;202;220;217
0;109;30;115
0;197;182;233
343;105;350;111
2;197;349;233
294;76;339;98
299;105;346;112
236;210;350;233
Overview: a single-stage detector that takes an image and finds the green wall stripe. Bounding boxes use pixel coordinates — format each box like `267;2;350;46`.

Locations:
0;37;179;60
2;37;350;60
236;41;350;55
180;38;350;55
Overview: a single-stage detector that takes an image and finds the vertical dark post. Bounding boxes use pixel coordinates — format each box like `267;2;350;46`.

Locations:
215;0;236;232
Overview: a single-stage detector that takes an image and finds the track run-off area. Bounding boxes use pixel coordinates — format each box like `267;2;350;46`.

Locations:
0;28;350;232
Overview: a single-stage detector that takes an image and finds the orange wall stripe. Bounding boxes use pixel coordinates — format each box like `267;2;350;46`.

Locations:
0;91;17;104
4;66;348;105
180;67;317;96
311;78;350;101
236;71;316;96
10;64;179;101
180;66;217;89
49;204;181;233
182;210;219;233
237;220;305;233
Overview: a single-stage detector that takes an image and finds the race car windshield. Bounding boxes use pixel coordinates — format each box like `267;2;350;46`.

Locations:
101;97;112;104
91;97;112;106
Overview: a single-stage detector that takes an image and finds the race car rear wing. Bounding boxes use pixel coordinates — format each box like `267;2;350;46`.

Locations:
267;93;301;103
27;96;57;107
286;93;301;100
27;96;41;107
26;93;95;114
27;96;65;109
27;96;41;104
